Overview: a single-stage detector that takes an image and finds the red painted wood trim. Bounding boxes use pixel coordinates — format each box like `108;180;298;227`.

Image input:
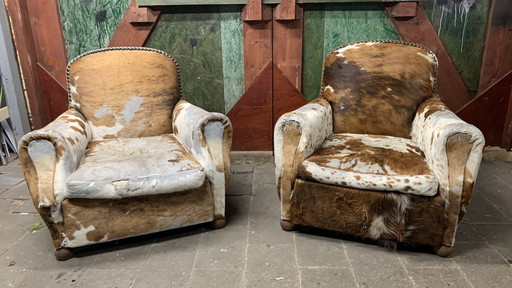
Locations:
387;2;417;18
37;64;68;119
272;5;303;90
478;0;512;93
242;4;273;90
227;61;273;151
244;0;263;21
457;71;512;147
109;0;161;47
5;0;48;128
385;4;471;112
273;63;307;126
274;0;296;20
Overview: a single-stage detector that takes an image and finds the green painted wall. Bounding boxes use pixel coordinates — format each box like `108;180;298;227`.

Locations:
423;0;491;91
302;3;400;101
58;0;130;61
145;6;243;113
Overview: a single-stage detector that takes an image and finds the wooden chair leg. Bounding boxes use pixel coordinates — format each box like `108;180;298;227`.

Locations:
211;216;226;229
54;248;73;261
280;219;295;231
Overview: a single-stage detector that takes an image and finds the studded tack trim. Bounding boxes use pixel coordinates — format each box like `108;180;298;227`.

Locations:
320;40;439;95
66;47;184;105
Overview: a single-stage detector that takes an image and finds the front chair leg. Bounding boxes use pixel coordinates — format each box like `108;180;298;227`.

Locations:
280;219;295;231
54;248;74;261
211;216;226;229
434;245;453;257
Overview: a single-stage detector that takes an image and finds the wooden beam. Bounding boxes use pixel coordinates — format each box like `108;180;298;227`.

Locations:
457;71;512;148
385;4;471;112
273;63;307;126
109;0;161;47
37;64;68;119
138;0;420;6
129;5;160;23
274;0;296;21
5;0;48;128
478;0;512;92
227;61;273;151
242;4;273;89
387;1;417;18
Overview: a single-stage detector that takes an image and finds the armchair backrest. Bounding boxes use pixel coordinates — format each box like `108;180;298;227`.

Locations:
320;41;438;138
67;47;182;140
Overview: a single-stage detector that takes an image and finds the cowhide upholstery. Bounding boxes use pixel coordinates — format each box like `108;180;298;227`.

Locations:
274;41;484;256
18;47;232;260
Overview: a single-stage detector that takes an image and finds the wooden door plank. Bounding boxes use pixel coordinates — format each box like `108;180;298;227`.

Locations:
5;0;48;128
227;61;273;151
37;64;68;119
109;0;161;47
243;5;273;90
457;71;512;147
385;4;471;112
274;0;296;20
478;0;512;92
273;63;307;126
272;5;303;90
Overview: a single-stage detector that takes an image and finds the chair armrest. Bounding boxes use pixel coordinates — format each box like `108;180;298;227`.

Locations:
411;97;484;250
172;99;233;218
274;98;333;220
18;109;91;216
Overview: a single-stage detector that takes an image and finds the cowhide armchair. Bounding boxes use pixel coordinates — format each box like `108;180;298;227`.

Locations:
274;40;484;256
18;47;232;260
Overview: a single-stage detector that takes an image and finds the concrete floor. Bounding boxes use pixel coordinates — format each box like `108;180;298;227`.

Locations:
1;154;511;287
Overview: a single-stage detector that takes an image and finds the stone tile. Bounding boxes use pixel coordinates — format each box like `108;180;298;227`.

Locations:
0;229;27;255
19;268;86;288
300;267;356;288
295;233;349;268
226;172;253;196
399;249;457;268
225;195;251;227
479;161;512;183
253;155;274;167
0;181;30;199
90;240;152;270
189;268;243;288
76;268;137;288
248;209;294;245
252;166;276;185
194;226;247;270
11;200;38;214
132;245;197;287
472;224;512;261
231;164;254;173
251;183;279;213
0;269;31;287
0;174;24;193
0;229;57;270
0;158;24;179
454;243;512;287
345;242;414;287
245;244;299;288
407;267;471;288
464;193;511;224
476;178;512;219
455;222;486;243
152;225;204;247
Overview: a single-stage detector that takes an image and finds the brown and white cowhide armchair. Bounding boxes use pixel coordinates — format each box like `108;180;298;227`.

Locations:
18;47;232;260
274;40;484;257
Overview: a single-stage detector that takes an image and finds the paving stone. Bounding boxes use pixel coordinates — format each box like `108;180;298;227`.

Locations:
345;242;414;287
152;226;204;247
407;267;471;288
225;195;251;227
245;244;299;288
252;167;276;185
19;268;86;288
11;199;37;214
90;240;152;270
399;249;457;268
227;172;253;196
251;183;279;214
464;193;511;224
300;267;357;288
0;174;24;193
189;268;243;288
0;269;31;287
455;222;486;243
454;243;512;287
194;226;247;270
132;245;196;287
295;233;349;268
472;224;512;261
475;177;512;219
231;164;254;173
76;268;137;288
0;181;30;199
0;229;26;255
248;209;294;245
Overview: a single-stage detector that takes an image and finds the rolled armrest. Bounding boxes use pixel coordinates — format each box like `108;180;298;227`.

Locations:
172;99;232;218
411;97;484;248
18;109;91;215
274;98;333;220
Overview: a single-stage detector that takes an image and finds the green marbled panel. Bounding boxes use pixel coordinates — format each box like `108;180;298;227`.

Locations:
145;6;225;113
220;6;244;113
302;4;400;101
323;3;400;56
302;5;326;101
58;0;131;60
423;0;490;91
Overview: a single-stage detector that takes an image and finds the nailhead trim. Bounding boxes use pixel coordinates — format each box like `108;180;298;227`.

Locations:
66;47;184;105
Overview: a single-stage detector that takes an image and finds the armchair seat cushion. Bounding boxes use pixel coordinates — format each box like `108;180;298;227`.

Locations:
299;133;438;196
66;134;206;199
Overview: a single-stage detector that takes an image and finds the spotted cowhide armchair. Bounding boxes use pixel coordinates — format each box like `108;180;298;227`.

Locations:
18;47;232;260
274;40;484;256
